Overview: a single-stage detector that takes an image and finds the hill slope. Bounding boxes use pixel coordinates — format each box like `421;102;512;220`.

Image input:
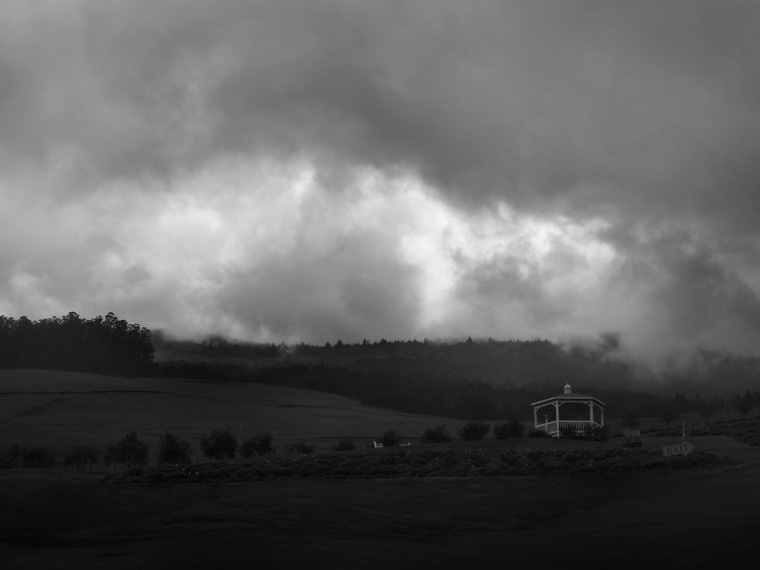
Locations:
0;369;454;458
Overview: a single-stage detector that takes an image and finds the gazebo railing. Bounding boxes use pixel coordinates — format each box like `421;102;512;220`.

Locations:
535;419;601;436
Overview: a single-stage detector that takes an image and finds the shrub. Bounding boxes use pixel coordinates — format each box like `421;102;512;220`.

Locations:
494;420;525;439
421;425;452;444
1;443;22;469
104;431;149;470
22;446;55;468
558;425;577;439
287;441;315;454
458;421;491;441
65;445;100;471
333;439;355;451
240;431;275;457
200;429;238;460
584;425;610;442
380;429;400;447
157;432;193;465
527;428;550;438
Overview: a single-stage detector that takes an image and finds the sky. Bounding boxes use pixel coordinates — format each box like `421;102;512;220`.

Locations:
1;0;760;361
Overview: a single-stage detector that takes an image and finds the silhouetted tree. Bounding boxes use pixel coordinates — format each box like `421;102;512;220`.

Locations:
157;432;193;465
200;429;238;460
21;446;55;468
659;409;679;429
379;429;400;447
699;399;721;425
421;425;452;444
734;392;754;420
104;431;149;470
65;445;100;471
458;421;491;441
332;439;355;451
494;420;525;439
240;431;275;457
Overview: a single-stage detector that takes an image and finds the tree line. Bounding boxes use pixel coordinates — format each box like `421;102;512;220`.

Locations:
0;312;154;376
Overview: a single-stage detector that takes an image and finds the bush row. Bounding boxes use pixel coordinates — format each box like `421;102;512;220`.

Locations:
0;429;348;471
102;447;738;484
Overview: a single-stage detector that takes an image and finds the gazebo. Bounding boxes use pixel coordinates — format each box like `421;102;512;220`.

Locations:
531;383;606;438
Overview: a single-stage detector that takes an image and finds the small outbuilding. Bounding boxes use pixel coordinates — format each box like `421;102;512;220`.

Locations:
531;383;606;438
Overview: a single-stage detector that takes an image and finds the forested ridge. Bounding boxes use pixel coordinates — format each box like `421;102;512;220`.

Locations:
2;313;760;422
155;333;760;422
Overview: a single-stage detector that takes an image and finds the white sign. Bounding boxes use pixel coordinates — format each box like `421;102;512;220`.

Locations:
662;442;695;457
623;429;640;437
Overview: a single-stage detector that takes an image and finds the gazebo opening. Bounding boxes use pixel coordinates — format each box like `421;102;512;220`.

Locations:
531;384;606;438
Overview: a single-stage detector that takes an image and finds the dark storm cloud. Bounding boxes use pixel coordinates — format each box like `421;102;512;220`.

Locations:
4;0;759;219
2;0;760;355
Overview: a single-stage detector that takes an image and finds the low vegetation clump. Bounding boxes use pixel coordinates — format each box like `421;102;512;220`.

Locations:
157;432;193;465
17;445;56;468
104;431;149;471
527;428;550;438
379;429;400;447
558;425;578;438
240;431;275;457
458;421;491;441
332;439;355;451
494;420;525;439
200;429;238;460
584;425;610;441
420;424;452;444
287;441;316;454
1;444;55;468
65;445;100;471
101;446;737;484
1;444;22;469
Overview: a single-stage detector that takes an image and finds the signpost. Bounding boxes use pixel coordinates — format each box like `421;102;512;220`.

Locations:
622;428;642;448
662;442;695;457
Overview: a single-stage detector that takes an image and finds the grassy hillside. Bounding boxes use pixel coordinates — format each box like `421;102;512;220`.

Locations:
0;369;456;460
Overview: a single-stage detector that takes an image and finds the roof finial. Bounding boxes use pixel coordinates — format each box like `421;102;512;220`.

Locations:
564;383;572;394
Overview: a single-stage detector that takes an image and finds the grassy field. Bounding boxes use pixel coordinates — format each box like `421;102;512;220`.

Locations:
0;369;457;458
1;369;759;568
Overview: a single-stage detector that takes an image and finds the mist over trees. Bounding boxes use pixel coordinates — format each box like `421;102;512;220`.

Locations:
2;311;760;423
153;334;760;422
0;312;154;376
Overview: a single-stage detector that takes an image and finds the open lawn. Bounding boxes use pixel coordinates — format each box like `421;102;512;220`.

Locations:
1;369;759;568
0;369;455;457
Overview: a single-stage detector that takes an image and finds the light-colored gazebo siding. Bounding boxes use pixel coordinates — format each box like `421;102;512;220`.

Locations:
531;383;606;438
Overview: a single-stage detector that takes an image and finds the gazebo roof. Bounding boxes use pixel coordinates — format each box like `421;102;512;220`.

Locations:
531;383;606;407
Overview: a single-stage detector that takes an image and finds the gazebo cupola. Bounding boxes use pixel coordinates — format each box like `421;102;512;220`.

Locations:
531;383;606;438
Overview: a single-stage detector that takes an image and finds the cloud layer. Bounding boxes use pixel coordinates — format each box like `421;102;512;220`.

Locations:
2;0;760;360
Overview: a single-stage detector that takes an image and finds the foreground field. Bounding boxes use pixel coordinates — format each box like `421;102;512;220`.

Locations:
2;370;760;568
2;453;759;569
